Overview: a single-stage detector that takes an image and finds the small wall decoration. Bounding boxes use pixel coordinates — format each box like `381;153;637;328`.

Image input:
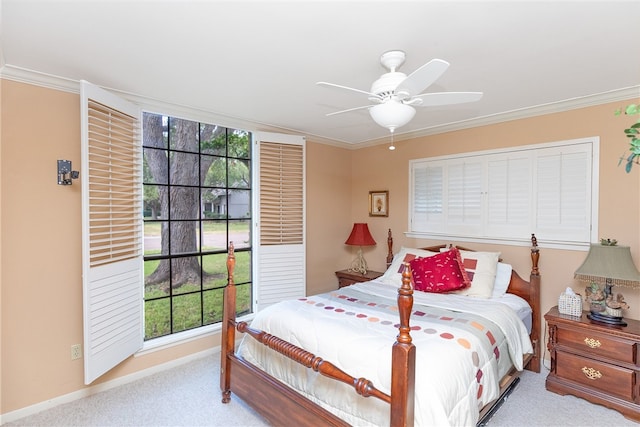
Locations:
369;190;389;217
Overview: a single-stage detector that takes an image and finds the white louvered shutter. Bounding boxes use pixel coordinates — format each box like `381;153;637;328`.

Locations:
254;133;305;311
485;153;532;238
80;81;143;384
446;160;483;235
410;162;444;233
535;145;592;243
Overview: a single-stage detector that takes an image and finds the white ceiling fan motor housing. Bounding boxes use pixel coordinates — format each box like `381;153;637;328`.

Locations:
370;50;410;101
370;72;407;101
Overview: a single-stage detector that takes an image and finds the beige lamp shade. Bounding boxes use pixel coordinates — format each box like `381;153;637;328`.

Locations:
574;244;640;288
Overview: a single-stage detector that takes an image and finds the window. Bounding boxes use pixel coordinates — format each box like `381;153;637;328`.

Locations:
142;113;252;340
409;137;599;247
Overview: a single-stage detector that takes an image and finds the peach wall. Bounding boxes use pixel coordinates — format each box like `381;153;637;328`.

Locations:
305;142;353;295
2;80;83;412
0;71;4;416
2;78;639;417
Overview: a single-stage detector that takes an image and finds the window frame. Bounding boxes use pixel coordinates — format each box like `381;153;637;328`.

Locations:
141;112;253;342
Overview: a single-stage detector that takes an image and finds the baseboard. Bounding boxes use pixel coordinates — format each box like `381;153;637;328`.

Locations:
0;347;220;425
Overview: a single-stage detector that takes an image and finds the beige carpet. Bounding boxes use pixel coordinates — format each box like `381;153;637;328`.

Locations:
5;355;637;426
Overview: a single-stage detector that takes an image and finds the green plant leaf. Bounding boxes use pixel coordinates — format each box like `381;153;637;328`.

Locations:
615;104;640;172
626;154;636;173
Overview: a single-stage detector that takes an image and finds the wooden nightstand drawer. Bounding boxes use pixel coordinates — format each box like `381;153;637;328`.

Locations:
556;351;636;401
338;277;358;288
556;326;638;365
335;269;383;288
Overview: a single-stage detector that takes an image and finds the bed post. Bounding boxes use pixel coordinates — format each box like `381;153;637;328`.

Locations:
528;234;541;373
390;263;415;427
220;242;236;403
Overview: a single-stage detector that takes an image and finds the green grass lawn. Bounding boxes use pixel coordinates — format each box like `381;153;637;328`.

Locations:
143;239;252;340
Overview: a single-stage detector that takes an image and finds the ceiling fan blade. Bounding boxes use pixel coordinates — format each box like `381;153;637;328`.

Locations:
395;59;449;97
317;81;382;100
326;104;374;116
411;91;483;107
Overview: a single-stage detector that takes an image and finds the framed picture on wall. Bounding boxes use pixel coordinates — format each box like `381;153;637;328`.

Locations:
369;190;389;217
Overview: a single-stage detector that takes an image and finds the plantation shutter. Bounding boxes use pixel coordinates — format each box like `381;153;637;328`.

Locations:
409;138;596;244
485;153;532;238
254;132;305;311
446;160;483;235
80;81;143;384
410;163;444;232
535;145;592;243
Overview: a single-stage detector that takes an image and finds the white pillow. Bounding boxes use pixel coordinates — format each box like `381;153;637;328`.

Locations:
454;249;500;298
491;262;513;298
380;246;438;287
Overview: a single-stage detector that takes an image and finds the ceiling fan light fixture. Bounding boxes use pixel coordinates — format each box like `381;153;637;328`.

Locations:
369;101;416;131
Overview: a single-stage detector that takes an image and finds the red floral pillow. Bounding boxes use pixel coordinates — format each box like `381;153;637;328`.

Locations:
409;248;471;293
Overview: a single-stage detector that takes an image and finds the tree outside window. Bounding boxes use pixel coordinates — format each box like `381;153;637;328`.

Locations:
142;113;252;339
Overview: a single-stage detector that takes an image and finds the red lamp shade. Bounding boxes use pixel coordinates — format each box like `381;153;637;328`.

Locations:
345;223;376;246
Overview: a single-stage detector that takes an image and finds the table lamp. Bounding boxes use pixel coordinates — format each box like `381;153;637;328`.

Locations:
345;223;376;275
575;243;640;326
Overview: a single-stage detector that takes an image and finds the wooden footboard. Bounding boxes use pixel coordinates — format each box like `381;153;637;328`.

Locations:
221;233;541;426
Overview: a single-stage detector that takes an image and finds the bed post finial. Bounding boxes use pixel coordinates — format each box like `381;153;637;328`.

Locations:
396;263;413;345
386;229;394;268
227;241;236;286
530;234;539;276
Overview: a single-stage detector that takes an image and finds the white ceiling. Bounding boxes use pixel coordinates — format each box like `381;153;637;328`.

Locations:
2;1;639;148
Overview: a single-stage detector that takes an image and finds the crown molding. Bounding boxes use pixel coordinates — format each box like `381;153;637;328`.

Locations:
2;64;638;150
0;64;80;93
0;64;292;135
352;86;640;150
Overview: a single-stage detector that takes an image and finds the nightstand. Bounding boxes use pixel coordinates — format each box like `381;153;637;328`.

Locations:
545;306;640;422
335;269;383;288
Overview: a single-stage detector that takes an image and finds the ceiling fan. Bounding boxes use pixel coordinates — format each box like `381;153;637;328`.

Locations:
317;50;483;134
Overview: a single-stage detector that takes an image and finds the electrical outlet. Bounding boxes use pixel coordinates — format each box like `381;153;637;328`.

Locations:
71;344;82;360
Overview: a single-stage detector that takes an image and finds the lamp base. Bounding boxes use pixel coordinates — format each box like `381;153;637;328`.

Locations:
347;247;369;275
587;311;627;327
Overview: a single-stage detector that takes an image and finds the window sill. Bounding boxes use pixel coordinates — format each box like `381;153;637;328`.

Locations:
136;312;256;357
404;232;590;251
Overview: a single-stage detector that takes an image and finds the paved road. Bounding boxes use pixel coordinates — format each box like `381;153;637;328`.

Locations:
144;232;250;251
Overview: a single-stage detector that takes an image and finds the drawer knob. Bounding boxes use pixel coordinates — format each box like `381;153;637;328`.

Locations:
581;366;602;380
583;337;601;348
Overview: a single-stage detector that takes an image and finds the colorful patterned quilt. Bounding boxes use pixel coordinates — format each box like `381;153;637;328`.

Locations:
238;280;533;426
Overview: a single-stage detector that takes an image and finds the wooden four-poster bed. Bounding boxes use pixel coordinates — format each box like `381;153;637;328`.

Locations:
220;230;541;426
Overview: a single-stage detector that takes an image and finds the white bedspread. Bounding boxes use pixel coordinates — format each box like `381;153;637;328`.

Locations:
238;280;533;426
